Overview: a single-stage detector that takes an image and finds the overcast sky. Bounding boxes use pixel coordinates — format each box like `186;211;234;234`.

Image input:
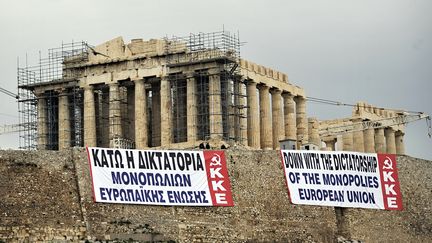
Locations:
0;0;431;160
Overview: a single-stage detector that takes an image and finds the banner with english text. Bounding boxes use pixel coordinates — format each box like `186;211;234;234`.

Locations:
86;147;234;207
280;150;402;210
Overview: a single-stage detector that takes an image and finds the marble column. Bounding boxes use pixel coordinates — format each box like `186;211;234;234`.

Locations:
37;92;48;150
109;83;122;147
352;119;365;152
295;96;308;146
308;117;320;146
58;89;71;150
246;81;260;148
209;72;223;139
271;88;284;149
282;92;296;141
160;76;172;146
186;74;197;142
363;128;375;153
342;132;353;151
84;86;97;147
151;84;161;147
233;80;240;141
120;87;129;140
375;128;386;153
336;135;344;151
239;82;248;145
100;90;110;148
227;80;235;140
134;79;148;149
325;139;336;151
127;86;135;141
259;84;272;150
385;127;396;154
395;131;405;155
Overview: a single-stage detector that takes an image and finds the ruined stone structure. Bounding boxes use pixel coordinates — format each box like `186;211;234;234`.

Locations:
18;32;411;154
320;102;406;154
18;32;307;151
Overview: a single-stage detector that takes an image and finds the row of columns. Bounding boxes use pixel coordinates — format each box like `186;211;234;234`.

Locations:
333;127;405;154
82;77;308;150
246;81;307;150
39;81;406;154
37;89;71;150
38;72;307;150
83;72;228;149
82;79;307;150
84;81;151;148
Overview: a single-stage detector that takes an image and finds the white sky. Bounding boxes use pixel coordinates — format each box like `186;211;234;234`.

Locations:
0;0;431;160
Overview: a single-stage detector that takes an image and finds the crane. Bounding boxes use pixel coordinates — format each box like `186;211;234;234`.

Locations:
0;86;18;99
0;123;22;135
0;85;21;136
320;113;432;138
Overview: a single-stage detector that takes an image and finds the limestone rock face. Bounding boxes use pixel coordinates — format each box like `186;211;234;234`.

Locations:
1;149;431;242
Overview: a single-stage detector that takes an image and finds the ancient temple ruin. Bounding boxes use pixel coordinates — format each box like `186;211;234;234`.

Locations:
320;102;406;154
18;31;307;151
17;31;409;153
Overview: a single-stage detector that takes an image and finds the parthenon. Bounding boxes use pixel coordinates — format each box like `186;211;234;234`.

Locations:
19;32;309;151
17;31;407;153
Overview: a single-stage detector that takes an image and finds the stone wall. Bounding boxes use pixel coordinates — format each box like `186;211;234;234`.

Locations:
342;155;432;242
0;149;431;242
74;149;336;242
0;150;85;241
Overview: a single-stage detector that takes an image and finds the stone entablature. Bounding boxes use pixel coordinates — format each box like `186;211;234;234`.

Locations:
240;59;288;82
83;37;187;63
64;37;300;95
352;101;405;133
239;60;304;98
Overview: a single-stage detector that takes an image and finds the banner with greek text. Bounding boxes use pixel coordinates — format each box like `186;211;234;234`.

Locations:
280;150;403;210
87;147;234;207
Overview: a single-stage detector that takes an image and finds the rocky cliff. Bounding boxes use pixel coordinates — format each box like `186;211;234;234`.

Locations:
0;149;430;242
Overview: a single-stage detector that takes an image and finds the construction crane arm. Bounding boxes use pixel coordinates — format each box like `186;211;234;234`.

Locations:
0;86;18;99
0;123;22;135
0;122;37;136
320;113;431;138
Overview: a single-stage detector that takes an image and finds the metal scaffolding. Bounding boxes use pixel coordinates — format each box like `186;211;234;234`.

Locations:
17;41;88;150
164;30;246;144
17;30;246;150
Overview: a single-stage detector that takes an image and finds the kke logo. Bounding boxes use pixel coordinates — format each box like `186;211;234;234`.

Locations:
210;153;221;166
383;156;393;170
204;151;234;206
378;154;403;210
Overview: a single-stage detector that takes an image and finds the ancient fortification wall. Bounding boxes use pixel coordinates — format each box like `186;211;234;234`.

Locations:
0;150;86;241
0;149;431;242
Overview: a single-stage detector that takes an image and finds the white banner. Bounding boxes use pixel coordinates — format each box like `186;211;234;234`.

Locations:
87;147;234;207
280;150;403;210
